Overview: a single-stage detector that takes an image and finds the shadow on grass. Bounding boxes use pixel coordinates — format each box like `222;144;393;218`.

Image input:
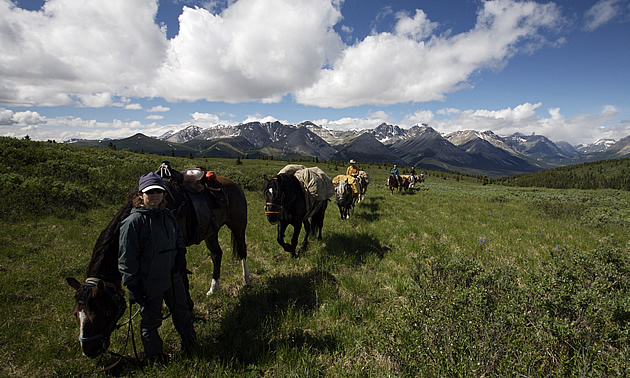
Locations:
353;195;383;222
198;268;340;366
323;231;390;263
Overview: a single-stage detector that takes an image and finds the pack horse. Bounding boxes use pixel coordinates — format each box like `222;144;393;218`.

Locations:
263;165;334;257
66;162;250;358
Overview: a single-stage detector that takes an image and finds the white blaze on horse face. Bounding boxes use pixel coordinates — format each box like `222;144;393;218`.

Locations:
78;309;87;345
268;188;273;195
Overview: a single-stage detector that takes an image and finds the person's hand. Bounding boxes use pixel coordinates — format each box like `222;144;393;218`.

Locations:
127;285;146;307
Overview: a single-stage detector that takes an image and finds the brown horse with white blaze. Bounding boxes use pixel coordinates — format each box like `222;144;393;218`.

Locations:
67;167;249;358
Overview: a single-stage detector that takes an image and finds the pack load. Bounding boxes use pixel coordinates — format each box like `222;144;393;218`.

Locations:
278;165;334;217
358;170;370;185
278;164;306;175
332;174;361;196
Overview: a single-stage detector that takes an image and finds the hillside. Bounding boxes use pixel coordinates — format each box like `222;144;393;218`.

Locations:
2;137;630;376
492;157;630;190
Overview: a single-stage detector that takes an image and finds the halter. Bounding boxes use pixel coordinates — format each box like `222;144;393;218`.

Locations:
265;202;282;215
78;278;127;343
264;179;284;215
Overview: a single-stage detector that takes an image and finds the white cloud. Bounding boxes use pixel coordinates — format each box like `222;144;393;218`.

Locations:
403;110;435;126
295;0;563;107
147;105;170;112
0;108;15;125
188;112;237;127
125;103;143;110
584;0;627;31
0;108;47;126
394;9;439;41
436;108;461;116
146;115;164;120
0;0;564;109
0;0;167;106
153;0;344;102
421;102;624;145
12;110;48;125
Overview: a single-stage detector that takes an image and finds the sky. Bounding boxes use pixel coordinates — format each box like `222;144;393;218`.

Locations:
0;0;629;146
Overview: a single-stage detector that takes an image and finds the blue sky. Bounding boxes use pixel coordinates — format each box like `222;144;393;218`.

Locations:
1;0;628;145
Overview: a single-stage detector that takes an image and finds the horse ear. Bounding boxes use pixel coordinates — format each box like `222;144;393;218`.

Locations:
263;174;268;182
66;277;81;290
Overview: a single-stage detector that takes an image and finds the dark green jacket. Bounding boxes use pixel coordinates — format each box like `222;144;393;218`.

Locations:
118;207;187;299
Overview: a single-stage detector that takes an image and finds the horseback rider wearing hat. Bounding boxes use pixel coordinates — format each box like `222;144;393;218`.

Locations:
346;159;359;177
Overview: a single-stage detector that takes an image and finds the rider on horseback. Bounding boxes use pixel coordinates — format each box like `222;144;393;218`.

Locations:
390;164;401;185
346;159;359;178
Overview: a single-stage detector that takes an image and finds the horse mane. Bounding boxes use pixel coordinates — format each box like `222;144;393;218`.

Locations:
276;174;303;204
85;190;136;284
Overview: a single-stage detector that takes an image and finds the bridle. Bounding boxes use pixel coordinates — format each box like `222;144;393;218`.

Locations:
264;179;284;215
265;200;282;215
77;277;127;344
77;278;143;373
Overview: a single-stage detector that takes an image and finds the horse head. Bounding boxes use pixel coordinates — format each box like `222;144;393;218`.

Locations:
263;174;283;225
66;277;126;358
335;179;351;203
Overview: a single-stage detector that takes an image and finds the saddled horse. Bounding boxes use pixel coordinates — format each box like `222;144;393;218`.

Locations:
263;173;328;257
387;175;402;194
66;167;249;358
334;178;354;220
357;171;370;202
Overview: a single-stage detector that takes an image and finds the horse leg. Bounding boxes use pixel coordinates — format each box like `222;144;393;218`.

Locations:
299;220;311;252
204;234;223;295
277;222;297;256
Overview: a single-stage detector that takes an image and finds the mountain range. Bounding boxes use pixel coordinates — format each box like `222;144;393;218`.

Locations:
72;121;630;177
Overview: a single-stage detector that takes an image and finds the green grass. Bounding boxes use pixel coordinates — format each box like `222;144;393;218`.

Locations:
1;139;630;376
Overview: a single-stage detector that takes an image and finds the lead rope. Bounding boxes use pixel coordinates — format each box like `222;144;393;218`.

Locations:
94;303;142;373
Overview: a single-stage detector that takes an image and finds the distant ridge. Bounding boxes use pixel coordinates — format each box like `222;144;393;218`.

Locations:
71;121;630;177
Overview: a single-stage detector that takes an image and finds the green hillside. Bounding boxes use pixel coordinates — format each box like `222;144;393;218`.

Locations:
492;157;630;190
1;136;629;376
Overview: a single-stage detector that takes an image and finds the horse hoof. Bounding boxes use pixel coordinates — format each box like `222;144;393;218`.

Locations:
206;279;219;295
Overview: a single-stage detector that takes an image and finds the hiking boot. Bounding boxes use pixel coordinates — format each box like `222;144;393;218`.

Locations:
146;352;170;367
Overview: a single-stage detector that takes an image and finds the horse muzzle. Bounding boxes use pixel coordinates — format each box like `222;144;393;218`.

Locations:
81;336;110;358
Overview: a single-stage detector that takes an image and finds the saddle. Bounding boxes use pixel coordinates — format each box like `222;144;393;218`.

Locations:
156;161;228;244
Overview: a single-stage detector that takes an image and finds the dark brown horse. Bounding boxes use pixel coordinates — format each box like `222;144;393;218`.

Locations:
387;175;402;194
66;170;249;358
263;173;328;257
334;178;354;220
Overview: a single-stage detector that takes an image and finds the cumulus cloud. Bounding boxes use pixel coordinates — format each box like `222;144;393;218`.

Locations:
146;115;164;120
0;108;47;126
584;0;628;31
153;0;344;102
0;0;167;106
1;0;564;109
148;105;170;112
295;0;563;107
125;103;143;110
0;108;15;125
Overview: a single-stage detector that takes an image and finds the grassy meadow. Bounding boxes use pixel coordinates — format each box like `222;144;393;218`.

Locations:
1;138;629;376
